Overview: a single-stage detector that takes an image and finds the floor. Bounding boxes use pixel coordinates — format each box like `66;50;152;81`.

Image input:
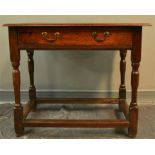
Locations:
0;103;155;139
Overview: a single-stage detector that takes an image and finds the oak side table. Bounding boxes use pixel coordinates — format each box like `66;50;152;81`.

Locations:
4;23;150;138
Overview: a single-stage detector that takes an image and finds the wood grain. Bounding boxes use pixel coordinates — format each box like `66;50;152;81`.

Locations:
17;27;133;49
23;119;129;128
36;98;119;104
119;50;127;99
9;27;24;136
128;27;142;138
3;23;151;27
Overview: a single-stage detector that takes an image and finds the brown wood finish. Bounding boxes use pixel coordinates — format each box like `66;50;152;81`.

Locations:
119;99;129;120
27;50;36;110
23;100;35;118
17;27;133;50
9;27;24;137
119;50;127;99
6;23;148;138
3;23;151;27
128;27;142;138
23;119;129;128
36;98;119;104
27;50;36;99
118;50;127;113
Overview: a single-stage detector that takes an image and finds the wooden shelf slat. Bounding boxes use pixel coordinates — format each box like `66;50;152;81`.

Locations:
23;119;129;128
36;98;119;104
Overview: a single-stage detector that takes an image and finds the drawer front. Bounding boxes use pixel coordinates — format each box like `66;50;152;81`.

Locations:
17;27;133;49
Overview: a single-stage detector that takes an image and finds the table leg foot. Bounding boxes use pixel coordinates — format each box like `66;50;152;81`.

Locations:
128;126;137;138
14;106;24;137
16;130;24;137
128;105;138;138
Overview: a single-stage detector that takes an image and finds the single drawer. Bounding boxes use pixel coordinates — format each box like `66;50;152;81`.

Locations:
17;27;133;49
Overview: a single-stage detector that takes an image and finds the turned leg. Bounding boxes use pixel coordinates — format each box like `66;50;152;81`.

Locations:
27;50;36;110
119;50;127;100
119;50;127;112
128;27;142;138
12;61;24;136
128;61;139;138
9;27;24;136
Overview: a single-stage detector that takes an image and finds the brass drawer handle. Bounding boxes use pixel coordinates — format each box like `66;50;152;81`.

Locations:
92;31;110;42
41;32;61;42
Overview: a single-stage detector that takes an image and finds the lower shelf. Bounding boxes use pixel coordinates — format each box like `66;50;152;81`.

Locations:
22;97;129;129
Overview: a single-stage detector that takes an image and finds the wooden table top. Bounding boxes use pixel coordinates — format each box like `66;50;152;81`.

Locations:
3;23;151;27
